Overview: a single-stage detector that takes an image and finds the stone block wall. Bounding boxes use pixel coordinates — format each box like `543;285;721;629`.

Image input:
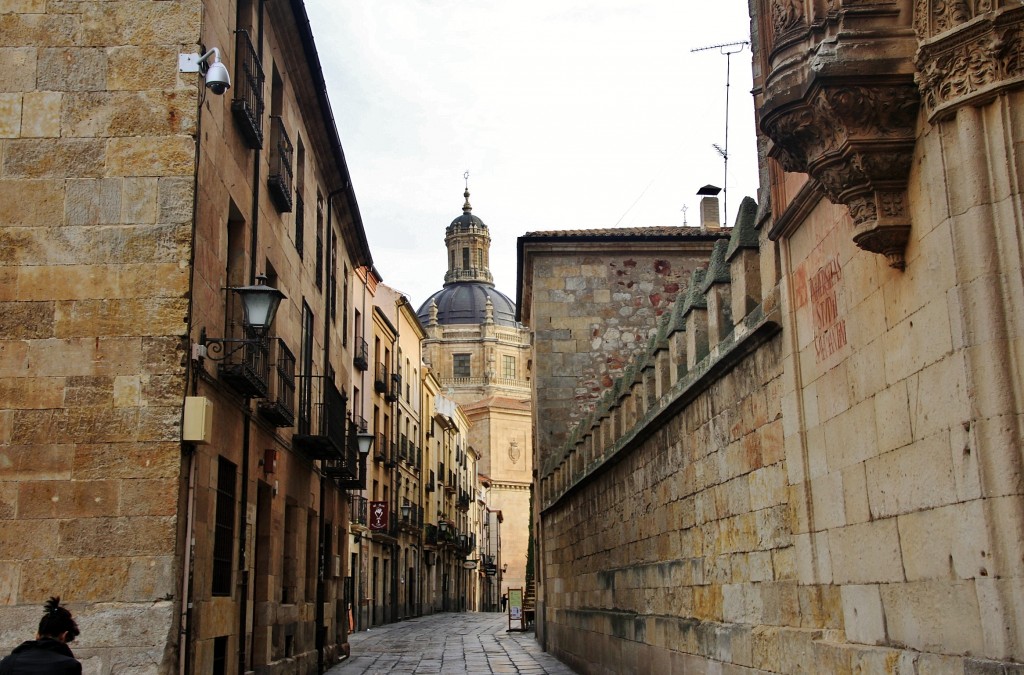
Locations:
520;229;728;455
0;0;200;671
525;159;1024;672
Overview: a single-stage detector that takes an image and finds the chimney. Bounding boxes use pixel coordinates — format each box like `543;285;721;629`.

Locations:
697;184;722;232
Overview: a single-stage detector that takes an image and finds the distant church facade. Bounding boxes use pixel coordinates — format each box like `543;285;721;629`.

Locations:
417;188;534;599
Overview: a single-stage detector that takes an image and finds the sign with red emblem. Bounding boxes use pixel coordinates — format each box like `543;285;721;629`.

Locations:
369;501;388;531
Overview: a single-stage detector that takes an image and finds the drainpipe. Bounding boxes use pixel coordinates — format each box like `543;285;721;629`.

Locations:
238;3;266;673
179;13;206;668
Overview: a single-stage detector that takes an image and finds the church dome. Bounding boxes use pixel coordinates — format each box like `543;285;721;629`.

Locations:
447;211;486;231
417;283;518;327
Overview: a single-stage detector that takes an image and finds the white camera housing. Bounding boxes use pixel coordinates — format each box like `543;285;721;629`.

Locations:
179;48;231;95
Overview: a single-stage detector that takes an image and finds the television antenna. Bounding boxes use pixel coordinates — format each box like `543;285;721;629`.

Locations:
691;40;749;227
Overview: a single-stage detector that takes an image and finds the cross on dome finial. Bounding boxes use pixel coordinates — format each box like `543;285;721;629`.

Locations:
463;170;472;213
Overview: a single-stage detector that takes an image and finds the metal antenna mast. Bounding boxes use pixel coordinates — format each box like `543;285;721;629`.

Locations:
691;40;748;227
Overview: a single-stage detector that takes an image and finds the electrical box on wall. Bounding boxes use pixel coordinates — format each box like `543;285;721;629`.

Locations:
182;396;214;444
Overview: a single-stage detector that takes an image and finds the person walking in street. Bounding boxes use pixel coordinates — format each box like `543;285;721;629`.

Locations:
500;593;508;612
0;597;82;674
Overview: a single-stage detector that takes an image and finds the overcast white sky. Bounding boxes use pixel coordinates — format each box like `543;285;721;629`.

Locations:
304;1;759;310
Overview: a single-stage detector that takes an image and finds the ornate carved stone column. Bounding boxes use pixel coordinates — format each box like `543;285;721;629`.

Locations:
759;0;921;269
915;0;1024;123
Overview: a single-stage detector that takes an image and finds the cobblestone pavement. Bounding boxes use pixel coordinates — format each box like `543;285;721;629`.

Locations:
326;612;576;675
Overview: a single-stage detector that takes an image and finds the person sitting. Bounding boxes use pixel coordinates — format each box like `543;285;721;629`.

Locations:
0;597;82;674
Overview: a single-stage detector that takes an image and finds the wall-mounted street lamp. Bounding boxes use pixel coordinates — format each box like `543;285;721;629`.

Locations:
458;534;468;549
196;275;285;361
502;563;508;574
400;503;412;521
356;432;375;457
438;521;449;535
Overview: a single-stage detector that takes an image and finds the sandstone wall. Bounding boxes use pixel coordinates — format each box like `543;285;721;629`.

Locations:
526;154;1024;671
521;231;727;456
0;0;200;671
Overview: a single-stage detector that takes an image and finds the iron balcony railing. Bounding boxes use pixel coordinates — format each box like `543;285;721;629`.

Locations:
426;469;435;492
399;435;408;461
257;338;295;427
374;364;388;394
386;373;401;403
350;495;367;526
293;375;356;479
328;419;366;485
374;433;387;463
425;523;438;545
215;325;271;400
231;29;264;148
267;115;294;212
353;337;368;371
353;414;368;433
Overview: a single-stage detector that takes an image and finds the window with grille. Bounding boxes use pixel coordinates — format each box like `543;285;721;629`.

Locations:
212;457;237;596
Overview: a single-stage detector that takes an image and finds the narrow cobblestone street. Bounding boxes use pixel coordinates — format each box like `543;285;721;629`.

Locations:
328;613;576;675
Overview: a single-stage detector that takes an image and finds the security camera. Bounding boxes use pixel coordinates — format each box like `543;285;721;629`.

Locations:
178;47;231;95
203;58;231;95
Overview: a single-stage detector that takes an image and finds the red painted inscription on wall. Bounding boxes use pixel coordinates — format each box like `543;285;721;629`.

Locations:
808;257;847;362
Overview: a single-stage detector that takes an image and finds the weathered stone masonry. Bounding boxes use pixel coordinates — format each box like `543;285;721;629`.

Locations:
0;0;200;669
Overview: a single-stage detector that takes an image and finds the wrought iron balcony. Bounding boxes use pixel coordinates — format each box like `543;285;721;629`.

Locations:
293;375;354;475
374;433;387;463
267;115;293;212
353;337;369;371
257;339;295;427
215;327;271;399
324;420;363;483
231;29;264;148
350;495;367;526
386;373;401;403
374;364;388;394
426;469;435;493
425;523;437;545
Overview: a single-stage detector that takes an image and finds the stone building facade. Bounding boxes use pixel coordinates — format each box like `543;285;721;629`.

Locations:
519;0;1024;671
0;0;373;673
